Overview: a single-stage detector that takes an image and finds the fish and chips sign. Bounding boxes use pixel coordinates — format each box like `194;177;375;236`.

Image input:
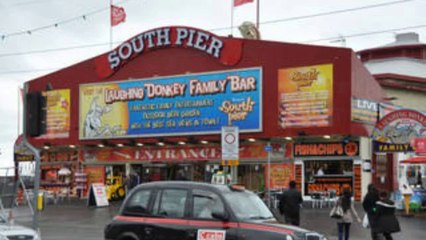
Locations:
372;109;426;152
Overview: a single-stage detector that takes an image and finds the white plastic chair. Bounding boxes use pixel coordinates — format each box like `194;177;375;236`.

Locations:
311;192;325;208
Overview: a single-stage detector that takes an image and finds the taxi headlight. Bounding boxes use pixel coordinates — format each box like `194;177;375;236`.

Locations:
285;235;294;240
33;233;40;240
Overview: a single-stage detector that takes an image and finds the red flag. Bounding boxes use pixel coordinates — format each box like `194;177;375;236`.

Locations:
234;0;253;7
111;5;126;26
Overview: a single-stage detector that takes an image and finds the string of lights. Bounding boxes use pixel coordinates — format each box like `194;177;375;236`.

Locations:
1;21;426;75
1;0;414;40
0;0;422;75
0;0;129;40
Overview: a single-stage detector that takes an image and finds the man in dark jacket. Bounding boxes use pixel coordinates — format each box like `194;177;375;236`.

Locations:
362;183;380;240
375;191;401;240
279;180;303;226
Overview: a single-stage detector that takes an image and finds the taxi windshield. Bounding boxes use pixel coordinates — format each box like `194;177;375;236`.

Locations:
223;191;275;221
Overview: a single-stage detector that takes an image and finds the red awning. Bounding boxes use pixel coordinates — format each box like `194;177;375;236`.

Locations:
400;156;426;164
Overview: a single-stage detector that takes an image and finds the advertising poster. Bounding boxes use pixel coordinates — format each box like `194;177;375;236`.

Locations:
38;89;71;138
351;97;378;125
307;177;353;196
88;183;109;207
79;68;262;140
371;109;426;152
85;166;105;186
266;163;294;190
278;64;333;128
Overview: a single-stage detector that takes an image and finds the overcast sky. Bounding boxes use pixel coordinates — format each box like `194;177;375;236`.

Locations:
0;0;425;169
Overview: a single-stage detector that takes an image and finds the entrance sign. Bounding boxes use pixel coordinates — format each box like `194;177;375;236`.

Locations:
82;143;275;162
221;126;239;161
79;68;262;140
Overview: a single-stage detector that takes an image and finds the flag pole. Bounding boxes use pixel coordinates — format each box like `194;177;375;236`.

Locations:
231;0;234;36
110;0;113;50
256;0;260;30
17;87;20;136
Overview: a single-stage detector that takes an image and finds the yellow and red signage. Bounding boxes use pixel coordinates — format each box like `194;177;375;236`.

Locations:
266;163;294;190
81;143;289;162
278;64;333;128
37;89;71;139
294;142;359;157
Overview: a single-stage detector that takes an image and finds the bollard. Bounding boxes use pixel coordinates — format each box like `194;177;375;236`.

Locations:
37;192;44;211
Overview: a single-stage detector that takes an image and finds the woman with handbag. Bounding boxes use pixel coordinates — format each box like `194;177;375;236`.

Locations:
334;188;361;240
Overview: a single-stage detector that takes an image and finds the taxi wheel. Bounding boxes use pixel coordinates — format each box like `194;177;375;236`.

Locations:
117;187;126;199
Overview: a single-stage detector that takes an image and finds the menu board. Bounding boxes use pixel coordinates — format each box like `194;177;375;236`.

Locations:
278;64;333;128
88;183;109;207
266;163;294;190
307;176;353;196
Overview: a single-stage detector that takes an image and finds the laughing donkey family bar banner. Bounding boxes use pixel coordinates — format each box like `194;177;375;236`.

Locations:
79;68;262;140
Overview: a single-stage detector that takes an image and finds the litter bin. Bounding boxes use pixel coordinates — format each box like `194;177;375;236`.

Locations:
37;192;44;211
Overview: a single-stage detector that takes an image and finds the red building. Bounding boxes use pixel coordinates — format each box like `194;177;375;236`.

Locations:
21;26;387;200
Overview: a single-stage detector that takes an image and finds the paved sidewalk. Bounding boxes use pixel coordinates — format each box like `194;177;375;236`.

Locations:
10;200;426;240
298;204;423;240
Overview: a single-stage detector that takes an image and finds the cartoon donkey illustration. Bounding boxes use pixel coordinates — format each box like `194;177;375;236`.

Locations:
385;122;418;144
83;96;121;138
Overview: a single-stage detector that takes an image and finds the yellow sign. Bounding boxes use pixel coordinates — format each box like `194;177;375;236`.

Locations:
278;64;333;128
221;159;240;166
42;89;71;138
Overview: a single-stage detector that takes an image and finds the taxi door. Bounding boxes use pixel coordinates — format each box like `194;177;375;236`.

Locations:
186;189;239;240
148;188;190;240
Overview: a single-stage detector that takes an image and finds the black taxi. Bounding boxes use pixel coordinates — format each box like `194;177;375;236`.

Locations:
104;181;327;240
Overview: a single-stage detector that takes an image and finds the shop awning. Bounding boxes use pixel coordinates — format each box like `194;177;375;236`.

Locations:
400;156;426;164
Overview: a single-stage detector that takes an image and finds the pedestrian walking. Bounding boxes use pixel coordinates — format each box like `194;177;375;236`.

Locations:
362;183;380;240
278;180;303;226
334;188;361;240
375;191;401;240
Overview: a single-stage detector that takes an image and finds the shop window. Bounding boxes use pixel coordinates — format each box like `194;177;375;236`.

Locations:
122;190;152;216
192;189;224;220
305;160;353;179
304;160;354;196
237;165;265;192
152;189;187;218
